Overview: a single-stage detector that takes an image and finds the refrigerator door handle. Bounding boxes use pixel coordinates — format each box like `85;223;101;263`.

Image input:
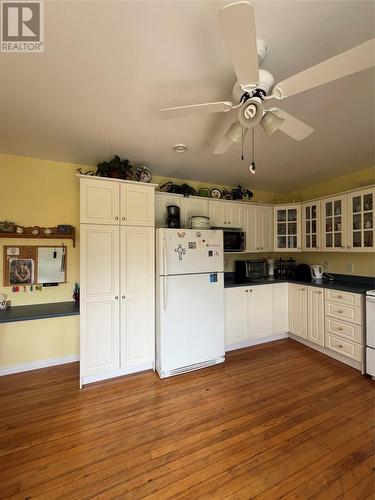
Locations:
163;276;167;311
163;239;168;276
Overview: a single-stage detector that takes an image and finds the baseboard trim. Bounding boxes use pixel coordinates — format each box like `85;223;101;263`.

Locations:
225;333;289;352
288;333;363;372
80;362;154;386
0;353;80;376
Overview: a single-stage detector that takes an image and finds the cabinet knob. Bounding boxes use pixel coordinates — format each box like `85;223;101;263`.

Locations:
338;344;343;349
347;245;351;249
115;296;119;300
249;289;253;292
338;310;343;314
122;217;126;221
337;327;343;331
115;216;119;220
341;245;345;249
122;295;125;299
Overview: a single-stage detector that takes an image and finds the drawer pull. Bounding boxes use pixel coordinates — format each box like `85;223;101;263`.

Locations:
337;327;343;331
338;344;343;349
337;310;343;314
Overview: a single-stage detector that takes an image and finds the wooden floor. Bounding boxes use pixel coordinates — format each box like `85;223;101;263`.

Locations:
0;339;374;499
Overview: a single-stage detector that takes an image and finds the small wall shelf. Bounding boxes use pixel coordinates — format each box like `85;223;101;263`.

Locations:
0;227;76;247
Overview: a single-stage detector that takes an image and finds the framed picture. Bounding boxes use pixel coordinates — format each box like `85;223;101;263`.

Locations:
9;259;34;285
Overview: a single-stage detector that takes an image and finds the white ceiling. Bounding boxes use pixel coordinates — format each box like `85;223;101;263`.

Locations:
0;0;374;191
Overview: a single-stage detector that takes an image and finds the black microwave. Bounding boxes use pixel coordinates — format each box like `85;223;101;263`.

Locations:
223;230;246;252
235;259;268;280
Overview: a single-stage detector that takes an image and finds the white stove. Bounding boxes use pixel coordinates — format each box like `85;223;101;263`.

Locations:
366;290;375;377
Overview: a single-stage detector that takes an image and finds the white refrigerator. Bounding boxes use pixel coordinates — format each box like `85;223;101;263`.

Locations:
156;228;225;378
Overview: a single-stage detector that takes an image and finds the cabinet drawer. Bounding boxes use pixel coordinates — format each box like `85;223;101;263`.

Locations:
325;333;362;362
325;300;362;326
324;289;361;307
325;317;363;343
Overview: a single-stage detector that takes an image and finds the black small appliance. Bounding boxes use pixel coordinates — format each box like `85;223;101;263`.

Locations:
166;205;181;228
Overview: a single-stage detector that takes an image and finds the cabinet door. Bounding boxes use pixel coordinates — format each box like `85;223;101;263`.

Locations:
248;286;274;338
258;206;273;252
208;201;226;227
347;188;375;252
80;178;119;225
288;284;308;338
302;201;321;251
322;195;347;252
244;205;257;252
181;197;209;228
273;284;289;334
120;227;154;367
307;287;324;346
224;288;247;345
225;204;243;228
155;193;181;228
274;205;301;252
80;225;120;376
120;184;154;227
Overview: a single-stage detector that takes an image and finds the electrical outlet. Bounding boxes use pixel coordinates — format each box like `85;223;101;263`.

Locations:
323;261;329;271
347;262;354;272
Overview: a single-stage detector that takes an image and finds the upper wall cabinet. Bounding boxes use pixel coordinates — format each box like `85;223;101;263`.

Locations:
209;201;243;228
302;201;321;252
347;188;374;252
244;205;273;252
80;177;155;227
120;184;154;227
274;205;301;252
322;195;347;252
80;178;120;225
181;197;209;227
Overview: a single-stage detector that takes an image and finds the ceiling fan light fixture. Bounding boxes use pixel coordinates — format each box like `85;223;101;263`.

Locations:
260;110;285;136
238;97;263;128
173;143;188;153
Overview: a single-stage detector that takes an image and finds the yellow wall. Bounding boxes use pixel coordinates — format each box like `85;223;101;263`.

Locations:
0;153;374;369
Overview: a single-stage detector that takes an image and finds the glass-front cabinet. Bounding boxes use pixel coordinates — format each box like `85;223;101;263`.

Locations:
274;205;301;252
322;195;347;251
302;201;321;251
347;188;374;252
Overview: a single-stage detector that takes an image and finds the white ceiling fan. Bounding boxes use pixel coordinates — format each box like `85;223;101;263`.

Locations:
160;1;375;155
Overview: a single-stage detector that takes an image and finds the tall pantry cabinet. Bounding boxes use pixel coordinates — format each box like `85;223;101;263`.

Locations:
79;175;157;386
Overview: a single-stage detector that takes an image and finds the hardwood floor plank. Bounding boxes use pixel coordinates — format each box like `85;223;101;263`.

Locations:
0;339;373;500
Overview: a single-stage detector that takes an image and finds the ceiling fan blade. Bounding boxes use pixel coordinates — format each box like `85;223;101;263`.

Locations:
272;38;375;99
218;2;259;91
270;108;313;141
160;101;233;119
214;121;247;154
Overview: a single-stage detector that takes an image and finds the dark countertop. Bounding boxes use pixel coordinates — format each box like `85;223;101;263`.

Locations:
224;273;375;295
0;301;80;324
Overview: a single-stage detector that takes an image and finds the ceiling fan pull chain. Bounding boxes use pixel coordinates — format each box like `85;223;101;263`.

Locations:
241;125;244;160
249;127;256;174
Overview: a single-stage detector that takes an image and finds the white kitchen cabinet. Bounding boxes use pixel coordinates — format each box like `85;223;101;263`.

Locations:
244;204;257;252
80;176;154;227
224;285;276;349
120;183;154;227
244;204;273;252
346;188;375;252
288;284;308;339
322;195;347;252
80;177;120;225
120;227;154;367
248;286;274;338
80;225;120;377
273;284;289;335
209;201;243;228
274;205;301;252
224;288;247;345
302;201;321;251
79;176;156;386
180;197;209;227
307;287;324;346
